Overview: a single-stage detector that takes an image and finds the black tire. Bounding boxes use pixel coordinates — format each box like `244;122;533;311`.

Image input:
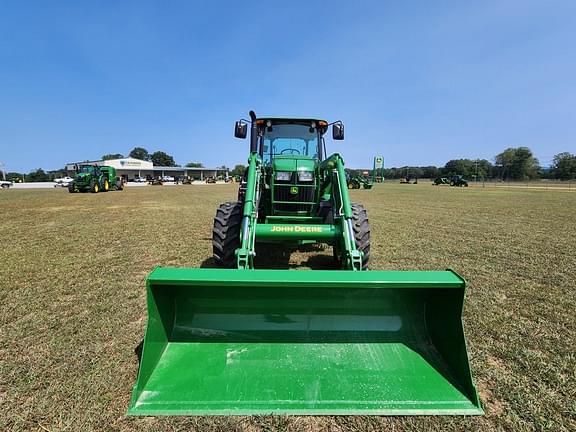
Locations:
351;203;370;270
90;179;99;193
102;178;110;192
213;202;243;268
68;184;75;193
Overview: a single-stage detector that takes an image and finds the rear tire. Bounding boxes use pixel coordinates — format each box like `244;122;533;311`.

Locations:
91;180;99;193
213;202;243;268
351;203;370;270
102;178;110;192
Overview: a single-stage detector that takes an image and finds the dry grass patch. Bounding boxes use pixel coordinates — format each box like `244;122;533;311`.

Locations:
1;184;575;431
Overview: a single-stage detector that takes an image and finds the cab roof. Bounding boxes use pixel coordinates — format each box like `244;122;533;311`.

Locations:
255;117;328;127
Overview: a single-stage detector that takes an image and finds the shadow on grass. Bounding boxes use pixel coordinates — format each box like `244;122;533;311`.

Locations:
199;244;338;270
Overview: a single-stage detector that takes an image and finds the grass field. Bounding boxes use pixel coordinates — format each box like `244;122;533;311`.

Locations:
1;183;575;431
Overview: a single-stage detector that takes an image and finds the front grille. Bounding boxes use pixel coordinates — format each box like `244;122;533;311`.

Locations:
273;182;315;213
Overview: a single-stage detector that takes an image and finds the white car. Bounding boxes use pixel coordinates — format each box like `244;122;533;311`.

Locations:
162;176;175;182
53;176;74;187
0;180;13;189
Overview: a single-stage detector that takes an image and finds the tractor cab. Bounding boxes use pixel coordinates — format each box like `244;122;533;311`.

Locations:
77;164;99;174
235;115;344;217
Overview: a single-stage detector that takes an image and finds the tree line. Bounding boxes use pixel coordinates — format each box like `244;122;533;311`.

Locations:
4;146;575;182
352;148;576;181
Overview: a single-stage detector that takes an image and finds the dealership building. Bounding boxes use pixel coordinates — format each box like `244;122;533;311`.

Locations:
65;158;224;181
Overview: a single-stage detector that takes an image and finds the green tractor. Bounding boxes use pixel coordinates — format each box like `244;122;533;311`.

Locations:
450;175;469;187
347;174;373;190
433;177;450;185
68;164;124;193
128;111;482;416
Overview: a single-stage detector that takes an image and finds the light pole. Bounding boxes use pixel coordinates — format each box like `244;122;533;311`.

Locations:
475;159;479;184
0;161;5;181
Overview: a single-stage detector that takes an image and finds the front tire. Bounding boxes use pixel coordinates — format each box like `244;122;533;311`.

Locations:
351;203;370;270
212;202;243;268
91;180;99;193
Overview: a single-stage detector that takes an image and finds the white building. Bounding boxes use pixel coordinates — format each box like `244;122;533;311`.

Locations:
65;158;222;181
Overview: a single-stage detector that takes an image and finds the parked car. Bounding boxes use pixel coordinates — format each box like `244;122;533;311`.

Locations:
53;176;74;187
0;180;13;189
162;176;175;182
133;176;147;183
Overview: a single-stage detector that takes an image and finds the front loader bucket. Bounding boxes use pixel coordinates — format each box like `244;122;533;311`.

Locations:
128;268;482;416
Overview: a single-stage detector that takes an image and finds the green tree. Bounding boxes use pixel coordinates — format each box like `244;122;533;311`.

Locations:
231;164;246;176
442;159;475;178
7;172;24;182
102;153;124;160
27;168;50;182
421;166;439;179
185;162;204;168
551;152;576;180
495;147;540;180
128;147;150;161
151;151;177;166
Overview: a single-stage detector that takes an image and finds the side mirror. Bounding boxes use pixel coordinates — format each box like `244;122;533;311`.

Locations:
234;121;247;139
332;122;344;140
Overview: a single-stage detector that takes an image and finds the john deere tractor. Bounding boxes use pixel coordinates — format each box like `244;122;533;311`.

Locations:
68;164;124;193
347;174;373;190
128;111;482;416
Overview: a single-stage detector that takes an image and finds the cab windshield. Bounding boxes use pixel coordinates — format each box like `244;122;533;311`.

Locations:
79;166;95;173
261;124;319;164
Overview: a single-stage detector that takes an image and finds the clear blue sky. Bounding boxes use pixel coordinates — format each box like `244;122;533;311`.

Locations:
1;0;575;173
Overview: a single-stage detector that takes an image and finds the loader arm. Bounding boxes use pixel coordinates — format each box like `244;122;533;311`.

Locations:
323;154;363;270
237;152;262;269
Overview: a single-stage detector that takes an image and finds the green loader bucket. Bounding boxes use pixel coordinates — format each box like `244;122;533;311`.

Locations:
128;268;482;416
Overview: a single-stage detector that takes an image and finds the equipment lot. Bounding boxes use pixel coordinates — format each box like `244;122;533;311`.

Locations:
0;184;574;431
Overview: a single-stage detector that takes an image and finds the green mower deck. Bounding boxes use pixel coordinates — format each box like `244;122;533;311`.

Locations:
128;268;482;416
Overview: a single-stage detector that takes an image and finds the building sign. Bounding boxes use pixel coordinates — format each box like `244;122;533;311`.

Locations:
374;156;384;169
120;160;142;167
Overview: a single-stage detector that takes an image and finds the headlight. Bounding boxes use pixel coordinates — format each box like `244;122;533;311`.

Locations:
298;171;314;182
275;171;292;181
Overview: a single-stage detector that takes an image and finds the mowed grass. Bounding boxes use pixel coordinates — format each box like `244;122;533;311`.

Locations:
0;183;574;432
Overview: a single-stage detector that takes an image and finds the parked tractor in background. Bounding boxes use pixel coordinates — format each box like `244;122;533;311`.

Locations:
129;111;482;416
450;175;469;187
400;175;418;184
347;174;373;190
433;177;450;185
68;164;124;193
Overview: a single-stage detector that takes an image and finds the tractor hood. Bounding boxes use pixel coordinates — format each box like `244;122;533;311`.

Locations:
272;155;316;173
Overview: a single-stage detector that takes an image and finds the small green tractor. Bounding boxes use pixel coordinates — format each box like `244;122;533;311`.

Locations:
68;164;124;193
347;174;373;190
434;175;468;187
400;175;418;184
450;175;469;187
433;177;450;185
129;111;482;416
